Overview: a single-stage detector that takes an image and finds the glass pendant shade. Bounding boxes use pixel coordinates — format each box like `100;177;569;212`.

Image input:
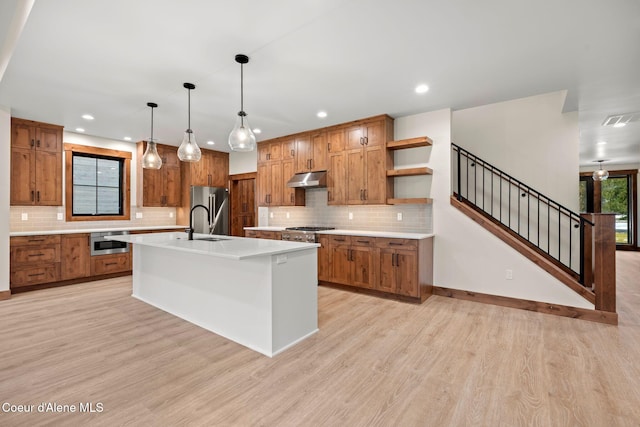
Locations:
141;140;162;169
228;112;256;152
177;82;201;162
141;102;162;169
593;167;609;181
178;129;201;161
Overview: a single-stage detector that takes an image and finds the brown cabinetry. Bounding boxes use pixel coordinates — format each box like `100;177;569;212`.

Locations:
318;233;433;302
10;118;63;206
91;253;131;276
244;230;282;240
295;131;327;173
10;235;61;288
136;142;182;207
61;233;91;280
257;140;304;207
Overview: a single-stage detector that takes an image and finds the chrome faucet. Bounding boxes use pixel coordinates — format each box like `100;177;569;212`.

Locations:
188;204;210;240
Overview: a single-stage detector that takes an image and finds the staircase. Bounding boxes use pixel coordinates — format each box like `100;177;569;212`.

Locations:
451;144;617;319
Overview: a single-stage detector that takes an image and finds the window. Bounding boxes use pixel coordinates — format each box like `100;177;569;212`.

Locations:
579;169;637;248
64;144;131;221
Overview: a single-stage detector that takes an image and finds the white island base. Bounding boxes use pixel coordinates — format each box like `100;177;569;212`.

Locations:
131;240;318;357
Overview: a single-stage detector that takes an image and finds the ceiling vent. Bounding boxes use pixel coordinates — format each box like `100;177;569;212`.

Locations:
602;112;640;127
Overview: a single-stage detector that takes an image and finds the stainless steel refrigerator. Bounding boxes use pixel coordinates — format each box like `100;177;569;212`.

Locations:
190;186;229;235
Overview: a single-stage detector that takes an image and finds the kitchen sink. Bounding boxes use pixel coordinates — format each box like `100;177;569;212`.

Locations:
194;237;226;242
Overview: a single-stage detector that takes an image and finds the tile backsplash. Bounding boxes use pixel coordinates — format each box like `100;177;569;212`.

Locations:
264;188;432;233
10;206;177;232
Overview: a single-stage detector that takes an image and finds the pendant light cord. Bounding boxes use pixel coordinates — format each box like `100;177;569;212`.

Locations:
240;63;245;126
150;106;154;142
187;88;191;133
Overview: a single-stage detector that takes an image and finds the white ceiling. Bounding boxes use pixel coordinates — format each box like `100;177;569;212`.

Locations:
1;0;639;166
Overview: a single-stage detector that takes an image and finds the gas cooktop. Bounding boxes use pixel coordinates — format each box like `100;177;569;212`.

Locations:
284;226;335;232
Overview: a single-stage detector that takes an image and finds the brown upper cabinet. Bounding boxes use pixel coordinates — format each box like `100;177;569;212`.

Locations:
10;118;63;206
295;131;328;173
186;148;229;188
256;138;304;207
136;142;181;207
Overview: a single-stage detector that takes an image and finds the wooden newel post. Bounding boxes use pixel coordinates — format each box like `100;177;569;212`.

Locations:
580;213;594;289
592;213;616;313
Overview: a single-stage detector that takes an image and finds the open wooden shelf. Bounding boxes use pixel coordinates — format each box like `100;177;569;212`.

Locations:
386;136;433;150
386;198;433;205
386;166;432;177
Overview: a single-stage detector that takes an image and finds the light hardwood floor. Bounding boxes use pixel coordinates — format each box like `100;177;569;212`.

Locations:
0;252;638;426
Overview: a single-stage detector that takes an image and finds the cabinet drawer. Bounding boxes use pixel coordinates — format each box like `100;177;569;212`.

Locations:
11;245;60;265
328;235;351;245
350;236;375;247
375;238;418;250
91;253;131;275
11;234;61;246
11;264;60;287
245;230;258;238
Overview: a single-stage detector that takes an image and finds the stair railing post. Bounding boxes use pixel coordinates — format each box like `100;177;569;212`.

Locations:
456;146;461;201
580;214;593;288
592;213;616;313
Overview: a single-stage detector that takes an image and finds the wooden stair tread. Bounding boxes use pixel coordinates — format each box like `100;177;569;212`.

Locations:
386;136;433;150
386;167;432;177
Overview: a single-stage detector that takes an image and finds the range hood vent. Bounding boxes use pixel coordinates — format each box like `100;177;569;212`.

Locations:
286;171;327;188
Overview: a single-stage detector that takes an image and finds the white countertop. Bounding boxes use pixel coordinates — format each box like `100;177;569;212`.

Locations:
244;226;286;231
106;232;319;260
10;225;185;237
318;230;434;239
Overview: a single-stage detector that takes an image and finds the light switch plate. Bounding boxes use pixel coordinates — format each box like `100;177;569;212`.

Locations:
21;213;28;221
506;269;513;280
57;213;64;220
169;212;174;218
270;212;274;218
135;212;143;219
348;212;353;220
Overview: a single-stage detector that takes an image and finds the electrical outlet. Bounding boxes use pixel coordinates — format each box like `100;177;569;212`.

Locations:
276;254;287;264
270;212;274;219
135;212;143;219
348;212;353;220
21;213;28;221
169;212;174;218
286;212;290;219
57;213;64;220
397;212;403;221
506;269;513;280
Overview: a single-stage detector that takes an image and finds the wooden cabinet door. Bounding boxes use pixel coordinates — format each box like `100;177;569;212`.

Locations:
327;152;346;205
330;245;351;285
317;236;331;282
377;248;397;293
209;153;228;187
281;159;296;206
351;246;375;289
363;120;385;147
363;146;386;204
160;145;180;168
269;162;283;206
268;141;282;162
258;144;271;162
190;156;209;187
395;250;419;297
281;138;296;160
11;121;35;150
346;125;364;150
35;150;62;206
164;166;182;207
36;126;62;153
257;163;270;206
11;148;35;205
295;134;311;173
346;149;365;205
311;131;327;171
327;128;345;153
142;167;163;206
61;234;91;280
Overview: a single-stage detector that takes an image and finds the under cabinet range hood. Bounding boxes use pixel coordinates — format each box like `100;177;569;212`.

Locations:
286;171;327;188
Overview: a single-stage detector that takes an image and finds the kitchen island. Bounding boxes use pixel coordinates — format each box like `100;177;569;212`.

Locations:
106;232;319;357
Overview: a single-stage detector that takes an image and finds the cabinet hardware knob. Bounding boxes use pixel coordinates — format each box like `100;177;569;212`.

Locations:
30;139;35;148
363;189;367;200
365;136;369;145
105;262;117;266
291;149;295;157
36;139;40;147
28;253;45;257
36;191;40;202
28;273;45;277
28;239;44;242
31;190;34;201
389;242;403;246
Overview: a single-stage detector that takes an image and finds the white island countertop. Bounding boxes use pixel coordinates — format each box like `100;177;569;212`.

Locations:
107;232;319;260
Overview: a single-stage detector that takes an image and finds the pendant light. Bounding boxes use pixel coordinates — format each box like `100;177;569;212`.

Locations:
177;82;202;162
228;54;256;152
592;160;609;181
141;102;162;169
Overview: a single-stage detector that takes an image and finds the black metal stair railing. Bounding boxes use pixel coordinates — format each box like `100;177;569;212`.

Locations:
452;143;594;285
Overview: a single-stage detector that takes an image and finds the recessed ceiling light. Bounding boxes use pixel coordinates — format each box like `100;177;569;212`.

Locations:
597;141;607;145
207;140;215;145
317;111;327;118
613;122;626;128
124;136;132;141
81;114;94;120
253;128;262;134
415;84;429;94
75;127;85;132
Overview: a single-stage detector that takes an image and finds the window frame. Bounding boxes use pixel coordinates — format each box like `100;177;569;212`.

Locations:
64;143;131;221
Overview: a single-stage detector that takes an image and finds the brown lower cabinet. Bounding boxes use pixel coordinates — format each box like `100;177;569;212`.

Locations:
91;253;131;276
318;234;433;302
10;235;61;288
61;233;91;280
244;230;282;240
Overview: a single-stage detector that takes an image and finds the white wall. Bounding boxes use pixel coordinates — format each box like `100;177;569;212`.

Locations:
229;150;257;175
395;106;593;309
64;131;138;204
0;107;10;292
452;91;579;210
